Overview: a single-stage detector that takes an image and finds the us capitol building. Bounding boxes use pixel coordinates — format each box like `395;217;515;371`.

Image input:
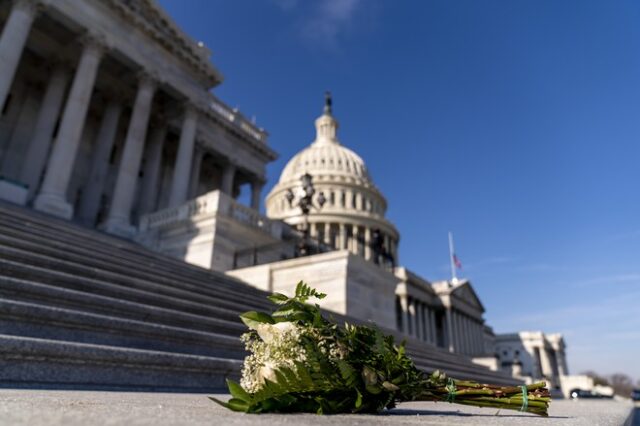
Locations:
0;0;575;396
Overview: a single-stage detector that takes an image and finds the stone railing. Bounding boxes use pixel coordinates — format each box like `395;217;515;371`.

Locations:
208;95;267;143
139;190;279;237
139;194;215;231
228;199;273;234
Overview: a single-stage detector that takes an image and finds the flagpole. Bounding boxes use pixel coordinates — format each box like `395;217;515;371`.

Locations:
448;231;457;282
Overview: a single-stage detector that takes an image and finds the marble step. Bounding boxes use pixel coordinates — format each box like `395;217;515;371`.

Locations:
0;248;515;383
0;334;241;391
0;204;255;294
0;272;508;384
0;226;271;310
0;274;245;335
0;242;267;316
0;298;246;359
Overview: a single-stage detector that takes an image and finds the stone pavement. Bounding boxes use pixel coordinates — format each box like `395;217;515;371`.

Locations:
0;390;635;426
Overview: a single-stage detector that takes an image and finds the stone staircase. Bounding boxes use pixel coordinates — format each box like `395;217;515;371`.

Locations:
0;201;519;391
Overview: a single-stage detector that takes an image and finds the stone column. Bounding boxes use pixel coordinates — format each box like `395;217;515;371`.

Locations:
0;0;38;111
460;314;468;355
399;296;410;335
469;320;477;355
346;189;353;209
221;162;236;196
250;180;264;210
467;318;476;355
424;307;432;343
352;226;360;255
445;308;454;352
137;123;167;215
557;351;568;376
309;222;317;239
454;311;464;354
464;317;472;355
34;36;104;219
21;63;70;199
429;309;437;344
323;223;331;245
364;227;372;260
417;303;425;341
188;146;204;199
77;100;122;226
101;74;156;236
413;300;420;339
339;223;346;250
451;311;460;353
407;298;416;338
459;315;467;355
168;106;198;207
539;346;554;379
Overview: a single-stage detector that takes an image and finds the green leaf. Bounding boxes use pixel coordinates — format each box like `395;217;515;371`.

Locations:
226;398;250;412
208;396;230;409
355;389;363;408
267;292;289;304
293;281;326;303
239;311;274;329
274;369;289;388
366;384;382;395
226;379;251;402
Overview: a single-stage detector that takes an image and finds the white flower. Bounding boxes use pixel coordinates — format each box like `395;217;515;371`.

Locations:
258;362;278;384
255;321;298;344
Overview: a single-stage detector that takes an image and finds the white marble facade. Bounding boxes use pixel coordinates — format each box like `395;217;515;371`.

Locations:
493;331;569;392
0;0;275;234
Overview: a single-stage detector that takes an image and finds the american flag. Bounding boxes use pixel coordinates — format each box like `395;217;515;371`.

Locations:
453;253;462;269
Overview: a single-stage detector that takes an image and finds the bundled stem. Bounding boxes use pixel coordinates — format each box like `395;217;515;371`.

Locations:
418;380;551;417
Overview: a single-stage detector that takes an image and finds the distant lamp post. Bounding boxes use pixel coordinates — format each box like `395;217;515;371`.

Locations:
285;173;326;256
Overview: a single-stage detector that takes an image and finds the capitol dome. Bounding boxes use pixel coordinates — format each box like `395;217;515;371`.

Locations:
278;128;373;186
266;94;400;267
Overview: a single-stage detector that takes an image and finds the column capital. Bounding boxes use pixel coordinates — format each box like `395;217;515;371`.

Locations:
136;70;158;92
79;32;108;58
181;101;201;118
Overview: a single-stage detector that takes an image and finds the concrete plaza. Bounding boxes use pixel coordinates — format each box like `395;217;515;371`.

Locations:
0;390;635;426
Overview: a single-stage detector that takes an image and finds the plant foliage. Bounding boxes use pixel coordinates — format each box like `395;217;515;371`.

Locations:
211;282;550;416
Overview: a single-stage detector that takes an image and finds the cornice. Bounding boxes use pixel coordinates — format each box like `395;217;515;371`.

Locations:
103;0;222;87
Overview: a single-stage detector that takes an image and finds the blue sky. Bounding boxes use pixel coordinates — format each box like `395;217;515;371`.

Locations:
158;0;640;381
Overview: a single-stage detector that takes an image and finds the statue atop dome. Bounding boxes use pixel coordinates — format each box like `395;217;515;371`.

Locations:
324;91;332;115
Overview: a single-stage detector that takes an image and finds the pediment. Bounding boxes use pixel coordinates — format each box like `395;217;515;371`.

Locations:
451;281;485;312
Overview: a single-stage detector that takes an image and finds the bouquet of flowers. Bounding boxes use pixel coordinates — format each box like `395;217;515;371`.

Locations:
211;282;550;416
